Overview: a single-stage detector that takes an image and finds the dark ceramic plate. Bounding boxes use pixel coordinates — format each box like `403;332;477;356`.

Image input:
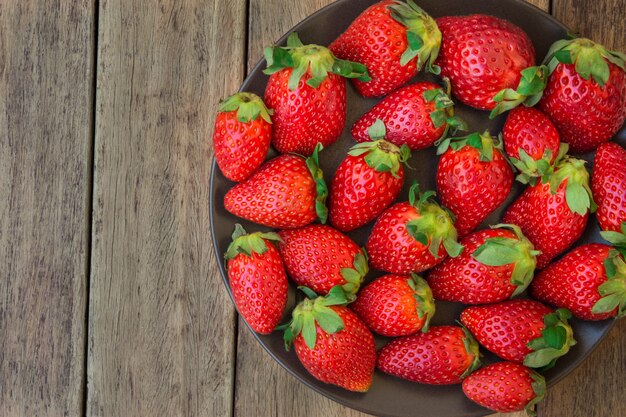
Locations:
210;1;626;416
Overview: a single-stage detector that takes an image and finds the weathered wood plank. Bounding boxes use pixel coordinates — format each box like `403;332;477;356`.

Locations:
0;1;94;415
87;1;245;416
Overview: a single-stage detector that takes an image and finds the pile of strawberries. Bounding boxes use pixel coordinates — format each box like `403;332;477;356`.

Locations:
213;0;626;415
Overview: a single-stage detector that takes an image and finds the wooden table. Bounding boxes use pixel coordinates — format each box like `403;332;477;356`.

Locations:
1;0;624;416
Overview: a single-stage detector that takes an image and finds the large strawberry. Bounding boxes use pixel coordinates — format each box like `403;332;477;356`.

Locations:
351;82;466;150
224;144;327;229
592;142;626;232
278;224;368;296
503;155;595;268
225;224;287;334
428;224;540;305
366;183;462;274
462;362;546;416
376;325;481;385
436;132;514;236
351;274;436;337
329;120;411;231
213;92;273;182
461;300;576;369
329;0;441;97
263;32;370;155
282;286;376;392
435;14;535;110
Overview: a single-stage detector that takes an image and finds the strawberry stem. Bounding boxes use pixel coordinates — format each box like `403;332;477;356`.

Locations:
548;156;596;216
490;66;549;118
348;124;411;178
407;274;436;333
224;224;282;260
524;308;576;370
305;143;329;224
218;92;273;124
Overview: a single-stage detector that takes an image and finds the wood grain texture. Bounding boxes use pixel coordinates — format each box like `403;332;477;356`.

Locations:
87;1;245;416
0;1;93;415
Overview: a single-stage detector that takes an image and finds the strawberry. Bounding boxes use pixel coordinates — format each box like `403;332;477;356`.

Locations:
278;224;368;296
213;92;273;182
502;106;563;185
282;286;376;392
503;155;595;268
329;0;441;97
428;224;540;305
351;82;466;150
376;325;481;385
351;274;436;337
224;144;327;229
225;224;287;334
329;120;410;231
436;132;514;236
365;183;462;274
263;32;370;155
592;142;626;232
435;14;535;110
461;300;576;369
462;362;546;415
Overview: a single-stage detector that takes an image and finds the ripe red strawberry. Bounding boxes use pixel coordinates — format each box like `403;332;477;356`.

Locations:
351;274;436;337
428;225;540;305
502;106;562;185
282;287;376;392
537;38;626;153
225;224;287;334
436;132;514;236
263;32;370;155
329;121;410;231
352;82;466;150
329;0;441;97
592;142;626;232
462;362;546;415
503;156;595;268
224;144;327;229
366;183;462;274
213;92;273;182
376;325;481;385
278;224;368;296
461;300;576;369
435;14;535;110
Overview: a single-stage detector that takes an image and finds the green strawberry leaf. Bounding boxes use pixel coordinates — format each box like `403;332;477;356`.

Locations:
408;274;436;333
305;143;328;224
524;308;576;370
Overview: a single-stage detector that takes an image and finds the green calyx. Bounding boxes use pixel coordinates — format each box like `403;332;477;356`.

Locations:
423;84;468;139
512;143;568;186
340;251;369;295
405;182;463;259
490;66;549;118
543;37;626;87
407;274;436;333
436;131;501;163
218;92;274;124
592;245;626;318
224;223;282;260
305;143;329;224
280;285;349;351
388;0;442;74
263;32;371;91
548;156;596;216
524;308;576;370
600;221;626;258
526;371;547;417
460;326;482;379
472;224;540;297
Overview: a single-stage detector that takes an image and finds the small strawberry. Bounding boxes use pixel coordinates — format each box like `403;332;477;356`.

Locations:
376;325;481;385
366;183;462;274
329;0;441;97
351;82;467;150
213;92;273;182
461;300;576;369
435;14;535;110
503;155;596;268
592;142;626;232
263;32;370;155
278;224;368;296
462;362;546;416
351;274;436;337
428;224;540;305
282;286;376;392
436;132;514;236
329;120;411;231
225;224;287;334
224;144;327;229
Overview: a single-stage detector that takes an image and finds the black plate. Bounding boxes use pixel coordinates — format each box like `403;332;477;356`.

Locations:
210;1;625;416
